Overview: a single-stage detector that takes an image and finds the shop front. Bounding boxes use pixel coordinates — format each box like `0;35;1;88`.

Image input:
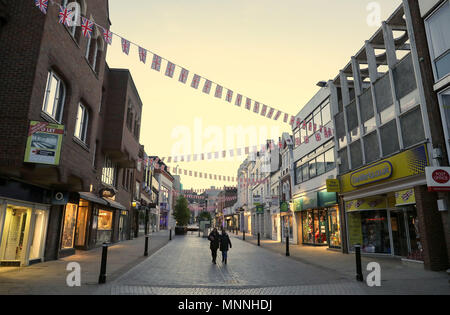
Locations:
340;145;428;260
293;190;340;248
0;199;50;267
59;193;126;256
345;191;422;259
280;201;293;243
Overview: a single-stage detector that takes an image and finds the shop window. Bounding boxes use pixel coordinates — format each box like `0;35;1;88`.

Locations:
61;203;78;249
98;210;113;230
347;210;391;254
425;1;450;80
74;103;89;143
42;70;66;123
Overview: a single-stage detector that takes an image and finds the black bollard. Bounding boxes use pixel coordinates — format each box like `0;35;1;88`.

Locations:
144;235;149;257
286;236;290;256
169;229;172;241
355;245;364;282
243;230;246;241
98;243;110;284
198;227;201;237
258;233;261;246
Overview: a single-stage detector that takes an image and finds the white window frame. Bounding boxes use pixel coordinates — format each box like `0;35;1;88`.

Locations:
438;87;450;162
424;0;450;82
42;70;66;123
74;103;89;143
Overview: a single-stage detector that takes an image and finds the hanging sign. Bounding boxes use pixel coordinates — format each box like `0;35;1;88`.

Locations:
425;167;450;192
24;121;64;165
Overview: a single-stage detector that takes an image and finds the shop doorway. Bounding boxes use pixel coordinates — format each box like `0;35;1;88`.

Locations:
0;203;49;266
391;207;423;260
0;206;29;263
75;200;89;248
301;209;328;246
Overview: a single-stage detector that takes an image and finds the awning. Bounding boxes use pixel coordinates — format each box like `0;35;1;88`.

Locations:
104;199;127;211
79;192;108;206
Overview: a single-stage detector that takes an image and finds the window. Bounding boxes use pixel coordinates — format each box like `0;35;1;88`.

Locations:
426;1;450;80
309;159;317;178
42;70;66;122
98;210;113;230
102;156;117;187
324;148;335;172
62;0;82;41
316;154;326;176
74;103;89;143
322;101;331;125
126;104;133;131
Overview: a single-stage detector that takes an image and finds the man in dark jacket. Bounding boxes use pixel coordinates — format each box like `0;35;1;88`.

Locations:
208;228;220;264
219;230;232;264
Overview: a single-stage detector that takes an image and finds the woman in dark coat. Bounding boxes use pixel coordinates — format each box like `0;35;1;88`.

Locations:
219;230;232;264
208;228;220;264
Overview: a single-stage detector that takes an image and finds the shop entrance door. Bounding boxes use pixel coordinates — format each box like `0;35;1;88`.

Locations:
390;210;409;257
0;205;30;264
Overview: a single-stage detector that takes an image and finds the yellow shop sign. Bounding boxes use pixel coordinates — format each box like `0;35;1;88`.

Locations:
346;196;387;212
340;145;429;193
326;179;340;192
395;188;416;206
350;161;393;187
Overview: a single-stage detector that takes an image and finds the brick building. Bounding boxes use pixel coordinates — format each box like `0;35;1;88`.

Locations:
0;1;143;266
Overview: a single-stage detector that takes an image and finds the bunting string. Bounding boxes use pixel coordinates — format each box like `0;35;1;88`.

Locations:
37;0;298;125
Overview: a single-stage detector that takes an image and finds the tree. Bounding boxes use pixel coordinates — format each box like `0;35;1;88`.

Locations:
173;196;191;227
198;211;212;222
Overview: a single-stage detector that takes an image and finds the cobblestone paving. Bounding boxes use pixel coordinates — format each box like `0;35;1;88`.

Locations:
100;235;375;295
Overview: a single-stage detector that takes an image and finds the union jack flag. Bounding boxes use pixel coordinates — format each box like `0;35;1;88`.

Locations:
191;74;201;89
203;80;212;94
245;98;252;110
226;90;233;103
58;7;72;26
253;102;260;114
80;17;94;38
138;47;147;64
35;0;48;14
179;68;189;83
151;54;162;71
267;108;275;119
215;85;223;98
165;62;175;78
235;94;242;107
103;28;113;45
274;110;282;121
260;104;267;116
121;38;130;55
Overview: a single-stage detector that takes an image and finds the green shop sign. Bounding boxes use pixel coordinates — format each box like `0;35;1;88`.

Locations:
318;190;338;207
280;201;289;212
256;205;264;214
294;190;338;211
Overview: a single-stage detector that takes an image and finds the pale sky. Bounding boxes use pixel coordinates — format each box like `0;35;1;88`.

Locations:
105;0;402;190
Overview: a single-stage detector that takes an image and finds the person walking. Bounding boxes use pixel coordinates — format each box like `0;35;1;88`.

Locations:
208;228;220;264
220;230;232;264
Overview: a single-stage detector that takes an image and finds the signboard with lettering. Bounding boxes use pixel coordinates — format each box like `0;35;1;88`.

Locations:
340;145;429;193
425;167;450;192
350;161;393;187
24;121;64;165
326;179;340;192
346;196;387;212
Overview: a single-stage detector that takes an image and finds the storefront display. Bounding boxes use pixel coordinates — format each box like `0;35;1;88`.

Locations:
97;209;113;245
61;203;78;249
281;214;293;242
328;207;341;248
0;201;49;266
346;190;423;259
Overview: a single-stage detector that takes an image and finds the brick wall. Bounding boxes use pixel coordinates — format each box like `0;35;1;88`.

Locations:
414;185;449;271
